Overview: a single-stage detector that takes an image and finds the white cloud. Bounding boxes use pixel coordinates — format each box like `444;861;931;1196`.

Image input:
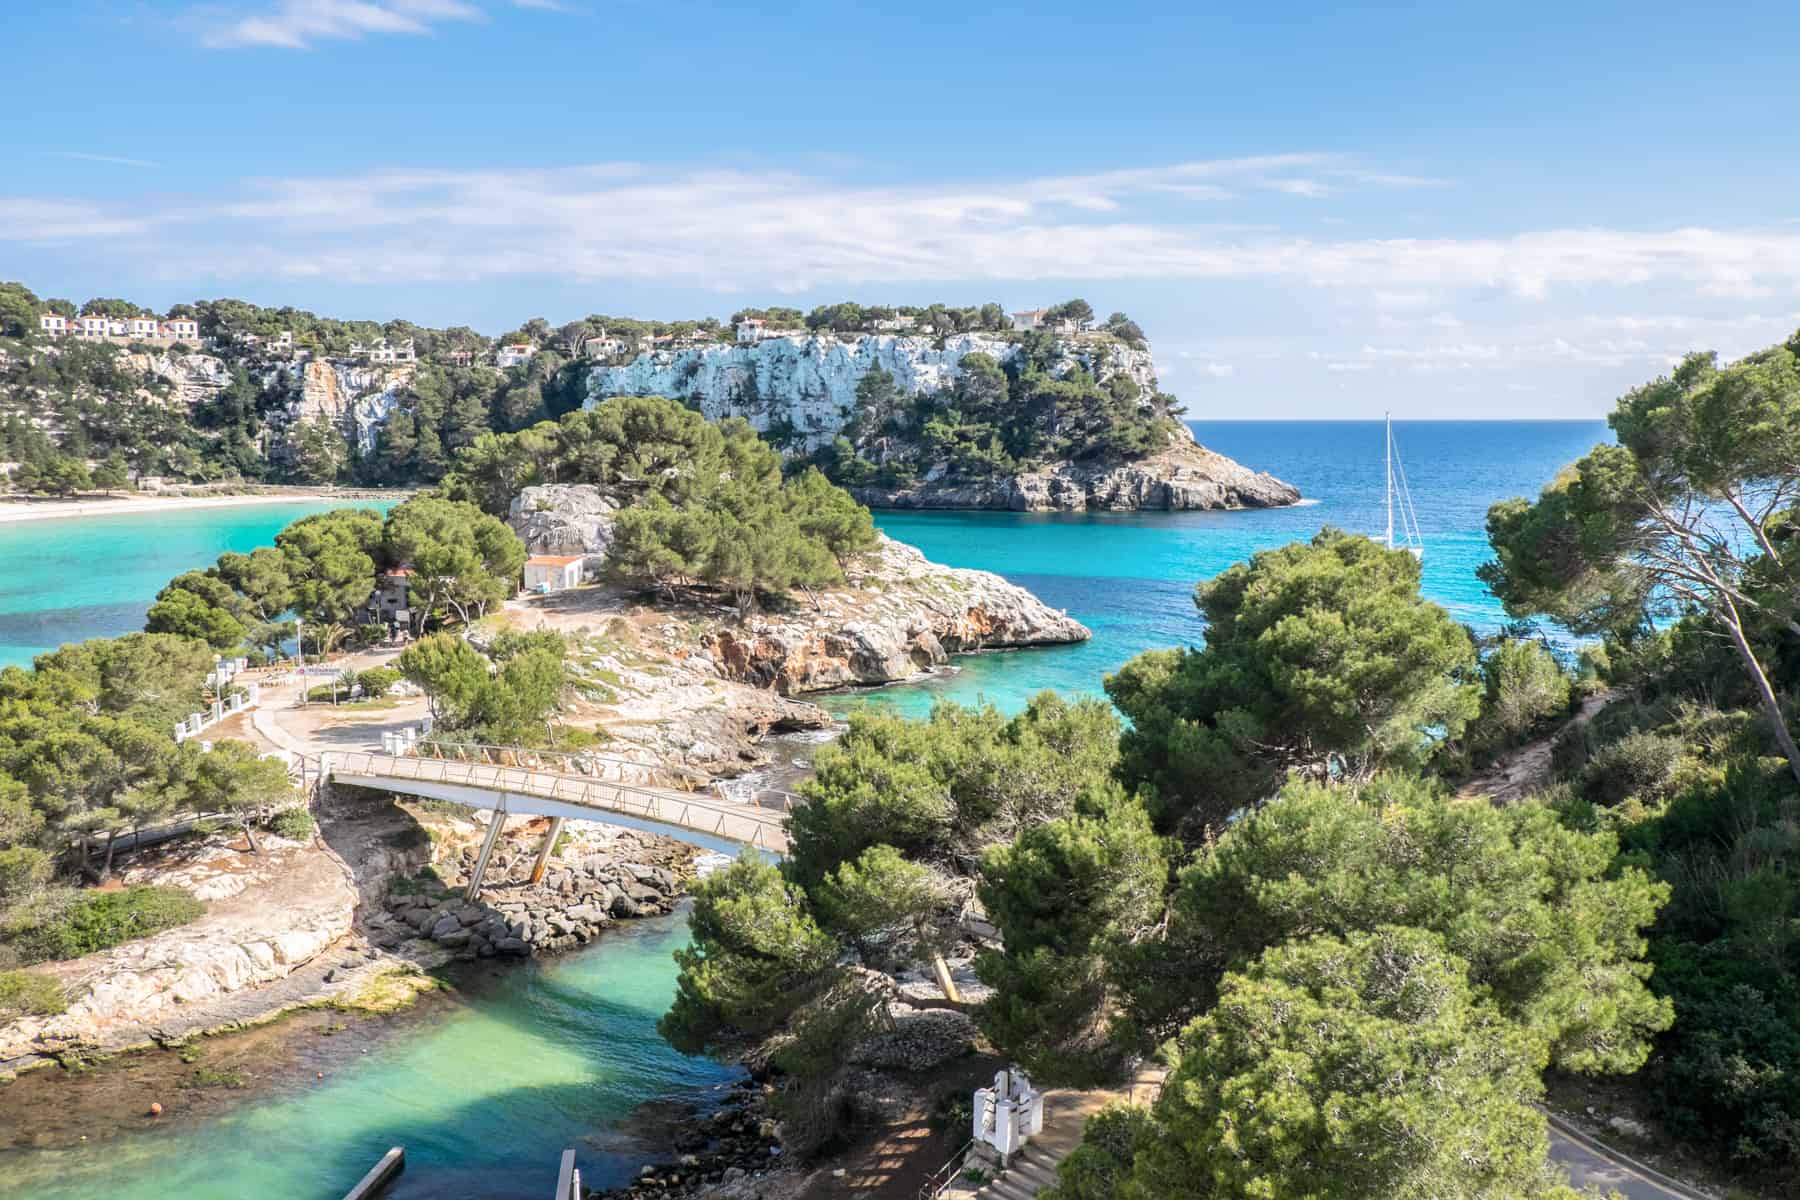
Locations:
8;158;1800;324
202;0;485;49
1200;362;1235;377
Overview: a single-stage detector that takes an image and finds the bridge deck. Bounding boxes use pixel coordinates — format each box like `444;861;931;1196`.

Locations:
327;751;790;854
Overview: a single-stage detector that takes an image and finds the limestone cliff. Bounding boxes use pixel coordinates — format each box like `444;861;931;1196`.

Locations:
583;331;1298;512
277;359;413;455
587;331;1157;453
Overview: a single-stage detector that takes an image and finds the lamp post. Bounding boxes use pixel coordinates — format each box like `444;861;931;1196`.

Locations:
296;617;306;709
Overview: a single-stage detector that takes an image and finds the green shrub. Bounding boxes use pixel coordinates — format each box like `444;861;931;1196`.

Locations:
1584;731;1685;806
1476;638;1573;749
356;623;388;647
9;886;205;965
356;667;400;698
270;807;316;841
0;969;66;1018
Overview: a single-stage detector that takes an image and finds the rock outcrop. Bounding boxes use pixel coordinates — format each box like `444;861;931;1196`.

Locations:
279;359;412;454
858;427;1301;511
702;535;1088;693
507;483;619;559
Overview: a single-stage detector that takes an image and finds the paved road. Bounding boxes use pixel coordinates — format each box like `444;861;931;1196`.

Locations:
1550;1123;1704;1199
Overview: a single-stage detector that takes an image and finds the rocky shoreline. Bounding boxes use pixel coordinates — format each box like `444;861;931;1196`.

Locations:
368;821;693;960
852;430;1301;512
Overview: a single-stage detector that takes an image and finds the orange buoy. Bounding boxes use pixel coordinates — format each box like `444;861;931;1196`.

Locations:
148;1102;163;1117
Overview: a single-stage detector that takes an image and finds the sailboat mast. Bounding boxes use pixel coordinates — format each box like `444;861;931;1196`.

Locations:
1385;413;1394;550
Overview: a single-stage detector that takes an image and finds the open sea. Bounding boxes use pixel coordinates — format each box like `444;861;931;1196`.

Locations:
0;420;1610;1197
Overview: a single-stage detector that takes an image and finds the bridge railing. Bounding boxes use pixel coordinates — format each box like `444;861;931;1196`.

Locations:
328;751;789;851
405;739;804;812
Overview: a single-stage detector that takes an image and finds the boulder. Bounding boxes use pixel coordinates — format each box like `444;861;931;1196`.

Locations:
508;484;618;562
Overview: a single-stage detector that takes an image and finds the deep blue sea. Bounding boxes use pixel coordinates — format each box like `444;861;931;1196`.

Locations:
826;419;1611;718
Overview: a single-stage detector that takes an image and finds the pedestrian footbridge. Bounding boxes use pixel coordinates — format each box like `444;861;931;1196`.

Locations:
314;748;789;897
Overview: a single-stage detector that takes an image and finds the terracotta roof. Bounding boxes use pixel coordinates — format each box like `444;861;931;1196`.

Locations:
526;555;585;566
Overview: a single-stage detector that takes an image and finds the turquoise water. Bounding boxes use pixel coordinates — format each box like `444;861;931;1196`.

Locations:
0;501;394;668
833;420;1610;718
0;909;741;1200
0;422;1609;1197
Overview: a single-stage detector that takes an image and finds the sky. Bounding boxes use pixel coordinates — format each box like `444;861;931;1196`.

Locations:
6;1;1800;419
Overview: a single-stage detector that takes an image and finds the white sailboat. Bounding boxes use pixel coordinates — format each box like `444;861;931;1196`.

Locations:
1385;414;1424;559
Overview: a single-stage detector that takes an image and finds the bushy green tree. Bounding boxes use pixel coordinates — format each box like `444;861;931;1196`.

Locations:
275;507;383;625
145;571;249;650
383;495;526;629
188;740;295;854
1122;774;1671;1073
396;634;491;725
660;855;840;1057
789;693;1120;889
976;787;1169;1084
1107;529;1480;835
1039;1104;1156;1200
1482;338;1800;784
1473;637;1574;750
1125;928;1569;1200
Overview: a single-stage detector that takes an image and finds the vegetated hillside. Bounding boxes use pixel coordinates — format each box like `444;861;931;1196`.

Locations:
0;283;1295;510
586;305;1298;512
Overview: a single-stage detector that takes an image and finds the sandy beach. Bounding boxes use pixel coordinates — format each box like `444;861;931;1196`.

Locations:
0;491;400;525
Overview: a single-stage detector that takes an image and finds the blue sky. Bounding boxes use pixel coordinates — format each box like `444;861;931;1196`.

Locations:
6;0;1800;418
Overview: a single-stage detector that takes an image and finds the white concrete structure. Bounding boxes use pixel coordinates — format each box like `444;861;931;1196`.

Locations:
496;342;535;368
972;1068;1045;1161
165;317;200;343
38;313;68;336
126;315;160;339
734;318;770;343
1010;308;1049;331
77;314;111;338
523;554;584;592
581;334;627;359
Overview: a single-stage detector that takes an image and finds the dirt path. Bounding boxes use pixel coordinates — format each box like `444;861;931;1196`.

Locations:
1458;692;1611;805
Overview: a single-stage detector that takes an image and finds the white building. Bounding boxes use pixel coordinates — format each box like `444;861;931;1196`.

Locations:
872;315;917;333
164;318;200;343
1010;308;1049;332
76;315;112;338
366;337;413;364
38;314;68;337
523;554;585;592
734;318;770;343
126;315;160;339
581;334;627;360
496;342;535;368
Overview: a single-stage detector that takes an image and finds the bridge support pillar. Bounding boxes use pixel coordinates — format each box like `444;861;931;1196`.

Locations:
529;817;565;886
465;798;509;903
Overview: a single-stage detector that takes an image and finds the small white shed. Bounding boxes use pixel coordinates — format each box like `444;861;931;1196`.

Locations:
523;555;585;593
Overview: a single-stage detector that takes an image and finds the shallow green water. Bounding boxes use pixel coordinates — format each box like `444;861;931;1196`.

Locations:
0;501;394;668
0;909;741;1199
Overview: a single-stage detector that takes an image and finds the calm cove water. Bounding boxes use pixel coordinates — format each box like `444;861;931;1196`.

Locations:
0;909;741;1200
0;501;398;669
0;421;1608;1197
827;419;1610;718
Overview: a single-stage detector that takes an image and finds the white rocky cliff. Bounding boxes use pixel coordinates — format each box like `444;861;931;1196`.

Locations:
586;332;1159;453
583;331;1298;512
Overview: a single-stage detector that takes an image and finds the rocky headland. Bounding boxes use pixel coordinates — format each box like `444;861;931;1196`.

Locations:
583;330;1299;513
852;426;1300;512
501;484;1091;773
